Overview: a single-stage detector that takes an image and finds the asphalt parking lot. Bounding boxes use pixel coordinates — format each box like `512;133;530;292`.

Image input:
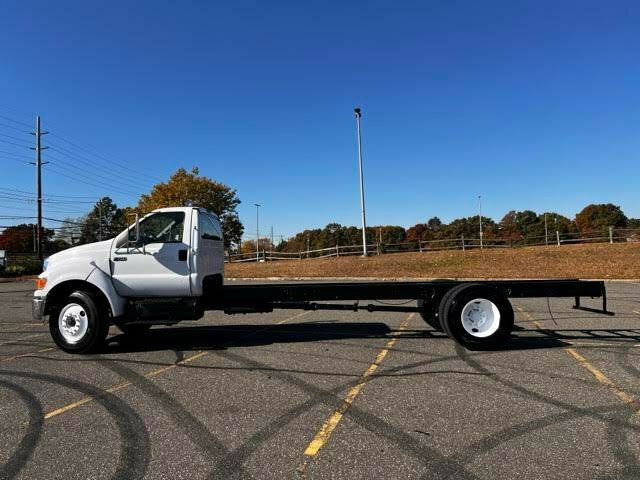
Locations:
1;280;639;480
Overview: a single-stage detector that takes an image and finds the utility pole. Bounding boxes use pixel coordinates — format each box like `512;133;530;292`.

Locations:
478;195;483;249
270;226;274;252
254;204;261;262
30;116;48;263
544;213;548;246
354;107;368;257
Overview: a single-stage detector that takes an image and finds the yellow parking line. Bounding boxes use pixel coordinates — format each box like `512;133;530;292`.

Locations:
516;303;640;414
515;305;544;329
565;348;640;413
301;313;414;460
1;347;54;363
44;350;209;419
44;310;310;420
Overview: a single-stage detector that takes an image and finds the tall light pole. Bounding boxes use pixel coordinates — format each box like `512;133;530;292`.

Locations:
478;195;483;249
254;203;261;262
354;107;368;256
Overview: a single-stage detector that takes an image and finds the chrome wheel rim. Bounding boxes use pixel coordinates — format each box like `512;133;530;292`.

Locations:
58;303;89;344
461;298;501;338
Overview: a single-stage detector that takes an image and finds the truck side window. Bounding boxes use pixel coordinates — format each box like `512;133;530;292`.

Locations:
200;214;222;241
130;212;185;245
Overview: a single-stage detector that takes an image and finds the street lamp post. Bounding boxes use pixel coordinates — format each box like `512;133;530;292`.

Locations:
254;203;261;262
478;195;483;249
354;107;368;257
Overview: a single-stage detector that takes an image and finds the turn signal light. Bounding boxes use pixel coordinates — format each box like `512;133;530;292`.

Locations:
35;278;47;289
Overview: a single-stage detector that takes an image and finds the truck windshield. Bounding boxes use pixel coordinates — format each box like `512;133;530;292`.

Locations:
117;211;185;248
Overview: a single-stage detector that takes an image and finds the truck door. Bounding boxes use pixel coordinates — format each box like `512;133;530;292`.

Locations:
190;210;224;295
110;211;192;297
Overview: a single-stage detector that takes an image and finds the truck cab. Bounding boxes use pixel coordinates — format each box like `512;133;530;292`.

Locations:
33;207;225;352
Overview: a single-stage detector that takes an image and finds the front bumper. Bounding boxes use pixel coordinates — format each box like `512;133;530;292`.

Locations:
32;297;46;321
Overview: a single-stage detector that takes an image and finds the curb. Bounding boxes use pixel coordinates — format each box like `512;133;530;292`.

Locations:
226;277;640;283
0;275;37;284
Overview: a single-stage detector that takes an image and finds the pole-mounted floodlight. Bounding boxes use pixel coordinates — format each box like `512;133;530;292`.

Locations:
354;107;368;257
478;195;483;249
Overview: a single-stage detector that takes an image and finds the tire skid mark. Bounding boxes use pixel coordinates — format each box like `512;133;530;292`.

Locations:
212;346;479;479
453;345;640;475
605;407;640;473
99;359;246;480
0;370;151;480
443;404;621;471
0;379;44;480
1;348;54;363
0;333;45;347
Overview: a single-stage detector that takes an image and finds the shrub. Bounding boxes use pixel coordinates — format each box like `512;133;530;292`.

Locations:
1;260;42;277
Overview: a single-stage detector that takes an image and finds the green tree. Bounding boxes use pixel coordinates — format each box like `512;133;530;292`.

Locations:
137;167;243;249
441;216;497;239
575;204;627;232
54;217;82;245
79;197;128;244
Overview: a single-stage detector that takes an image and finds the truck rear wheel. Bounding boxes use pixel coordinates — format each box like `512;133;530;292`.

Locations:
438;283;513;349
49;291;109;354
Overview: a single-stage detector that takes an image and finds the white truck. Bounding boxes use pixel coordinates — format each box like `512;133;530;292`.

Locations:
33;206;610;353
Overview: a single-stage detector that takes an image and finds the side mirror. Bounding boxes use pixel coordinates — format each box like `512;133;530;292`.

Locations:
134;214;140;244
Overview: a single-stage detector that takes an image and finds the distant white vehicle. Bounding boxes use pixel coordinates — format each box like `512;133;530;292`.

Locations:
32;207;609;354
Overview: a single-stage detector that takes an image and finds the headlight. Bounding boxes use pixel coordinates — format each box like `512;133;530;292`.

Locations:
42;257;49;271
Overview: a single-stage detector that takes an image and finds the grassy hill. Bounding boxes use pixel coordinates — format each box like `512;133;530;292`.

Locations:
226;243;640;279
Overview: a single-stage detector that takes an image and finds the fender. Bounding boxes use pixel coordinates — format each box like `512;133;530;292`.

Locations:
38;259;127;318
85;265;127;317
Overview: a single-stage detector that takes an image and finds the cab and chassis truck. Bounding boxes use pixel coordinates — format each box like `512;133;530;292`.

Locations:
32;207;611;353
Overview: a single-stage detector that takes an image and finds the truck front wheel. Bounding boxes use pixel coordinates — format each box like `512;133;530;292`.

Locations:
49;291;109;354
439;284;513;350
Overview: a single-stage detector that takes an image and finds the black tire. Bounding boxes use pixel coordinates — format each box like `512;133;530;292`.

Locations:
49;290;109;354
439;283;513;350
437;285;465;339
417;298;443;331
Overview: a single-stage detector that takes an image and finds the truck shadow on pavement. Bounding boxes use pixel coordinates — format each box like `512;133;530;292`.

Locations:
106;322;411;354
98;321;640;355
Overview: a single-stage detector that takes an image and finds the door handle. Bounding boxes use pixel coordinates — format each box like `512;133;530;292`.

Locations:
178;249;188;261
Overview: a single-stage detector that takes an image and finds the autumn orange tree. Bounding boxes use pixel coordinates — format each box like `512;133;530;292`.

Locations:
137;167;244;248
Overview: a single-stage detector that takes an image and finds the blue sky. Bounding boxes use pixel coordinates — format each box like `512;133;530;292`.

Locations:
1;0;639;240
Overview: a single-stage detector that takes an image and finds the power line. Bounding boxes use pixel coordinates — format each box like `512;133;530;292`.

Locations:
48;130;166;184
0;150;33;160
0;155;30;165
45;166;141;197
0;187;98;200
0;113;32;129
0;132;32;144
0;122;30;133
46;149;152;191
0;138;33;149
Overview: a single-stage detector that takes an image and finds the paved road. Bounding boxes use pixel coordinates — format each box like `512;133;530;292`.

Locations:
0;280;639;479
